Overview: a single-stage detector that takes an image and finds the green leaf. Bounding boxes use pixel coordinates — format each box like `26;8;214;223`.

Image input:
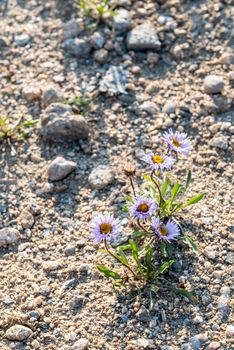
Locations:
125;195;134;203
97;265;122;281
20;119;38;128
145;245;153;268
171;180;180;201
185;170;192;190
181;236;199;255
129;239;141;268
159;241;168;258
133;229;145;238
149;284;159;294
118;244;131;252
157;260;174;274
117;247;129;266
184;193;205;207
161;177;170;196
174;288;198;302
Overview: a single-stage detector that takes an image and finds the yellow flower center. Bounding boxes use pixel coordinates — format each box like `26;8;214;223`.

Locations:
172;138;181;147
100;223;112;235
152;155;164;164
137;203;149;213
159;226;168;236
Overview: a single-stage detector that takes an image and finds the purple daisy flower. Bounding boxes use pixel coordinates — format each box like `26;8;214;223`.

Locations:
142;152;175;172
91;213;119;243
129;196;157;220
152;217;180;242
162;128;192;157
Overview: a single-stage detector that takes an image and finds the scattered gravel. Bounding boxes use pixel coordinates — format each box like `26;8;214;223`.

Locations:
0;0;233;349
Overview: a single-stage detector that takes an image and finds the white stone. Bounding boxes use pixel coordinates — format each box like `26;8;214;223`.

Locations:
5;325;33;341
0;228;20;247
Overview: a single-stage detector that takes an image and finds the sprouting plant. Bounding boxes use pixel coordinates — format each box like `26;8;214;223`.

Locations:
63;96;90;115
90;129;205;302
0;115;38;144
79;0;115;20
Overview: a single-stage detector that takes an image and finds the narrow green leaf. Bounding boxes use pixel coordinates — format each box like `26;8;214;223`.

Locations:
174;288;198;302
118;244;131;251
184;193;205;207
117;247;129;266
20;119;39;127
171;180;180;201
161;177;170;196
181;236;199;255
157;259;174;274
159;241;168;258
97;265;122;281
185;170;192;189
145;245;153;267
129;239;141;268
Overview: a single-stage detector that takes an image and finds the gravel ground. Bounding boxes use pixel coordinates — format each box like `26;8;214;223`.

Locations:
0;0;233;349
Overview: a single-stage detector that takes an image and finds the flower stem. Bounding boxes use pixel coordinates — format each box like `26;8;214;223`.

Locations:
104;239;137;278
129;176;136;197
137;219;150;234
150;170;164;206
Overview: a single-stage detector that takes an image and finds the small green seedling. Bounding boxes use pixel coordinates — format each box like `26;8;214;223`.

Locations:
79;0;115;20
0;115;38;146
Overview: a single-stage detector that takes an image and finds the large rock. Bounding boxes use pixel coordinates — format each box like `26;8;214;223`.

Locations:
0;228;20;247
47;156;76;181
203;75;224;94
112;9;132;34
126;23;161;51
5;325;33;341
63;38;91;58
40;103;89;141
88;165;114;190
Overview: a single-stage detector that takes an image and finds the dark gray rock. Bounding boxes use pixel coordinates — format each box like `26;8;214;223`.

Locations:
62;19;83;40
64;38;91;58
40;103;89;141
126;23;161;51
112;9;132;34
90;32;105;49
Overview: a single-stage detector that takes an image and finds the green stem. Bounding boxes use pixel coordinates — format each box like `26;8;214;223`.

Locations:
104;239;137;278
150;170;164;206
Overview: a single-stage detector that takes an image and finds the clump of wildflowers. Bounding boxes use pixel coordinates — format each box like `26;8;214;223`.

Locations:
91;129;205;302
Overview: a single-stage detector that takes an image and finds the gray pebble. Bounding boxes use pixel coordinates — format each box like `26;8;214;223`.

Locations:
126;23;161;51
72;338;89;350
88;165;114;190
47;156;76;181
